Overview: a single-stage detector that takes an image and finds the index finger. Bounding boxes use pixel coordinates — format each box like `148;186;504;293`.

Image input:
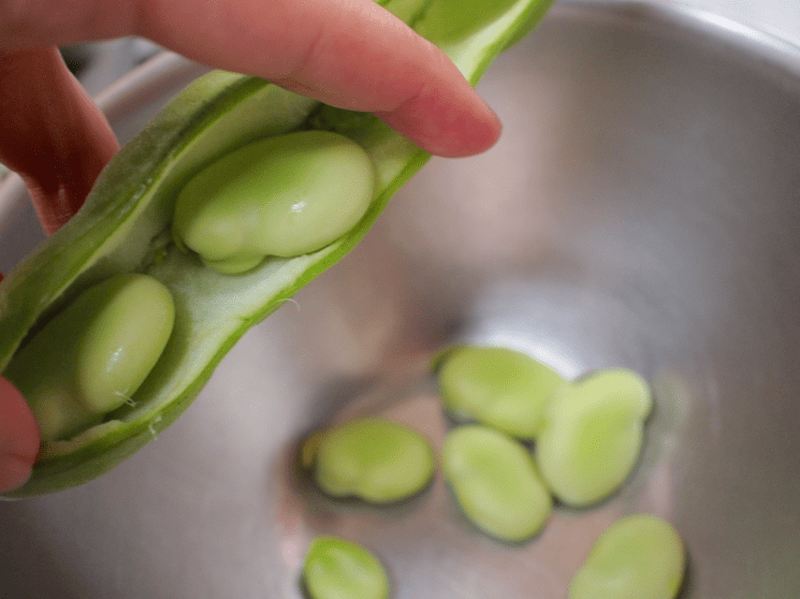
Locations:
2;0;502;158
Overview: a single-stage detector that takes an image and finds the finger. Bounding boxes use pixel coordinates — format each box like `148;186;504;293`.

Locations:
1;0;501;158
136;0;502;157
0;47;119;234
0;376;40;493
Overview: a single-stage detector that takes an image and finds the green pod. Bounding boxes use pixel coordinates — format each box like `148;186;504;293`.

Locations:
535;368;653;507
568;514;686;599
0;0;556;497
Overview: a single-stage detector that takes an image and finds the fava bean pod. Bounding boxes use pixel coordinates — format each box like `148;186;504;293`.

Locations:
0;0;556;497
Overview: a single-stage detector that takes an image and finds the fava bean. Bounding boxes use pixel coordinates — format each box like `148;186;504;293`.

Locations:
569;514;686;599
173;130;375;274
436;345;566;439
303;536;390;599
442;425;552;541
308;417;435;503
4;274;175;441
535;368;652;507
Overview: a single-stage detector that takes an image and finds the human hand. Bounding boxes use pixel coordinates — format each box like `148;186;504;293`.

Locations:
0;0;503;492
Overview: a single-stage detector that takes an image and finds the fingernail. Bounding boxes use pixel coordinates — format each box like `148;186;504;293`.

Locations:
0;453;33;493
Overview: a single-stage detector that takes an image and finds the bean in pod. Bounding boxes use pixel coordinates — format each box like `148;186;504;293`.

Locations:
305;417;436;504
535;368;653;507
568;514;686;599
0;0;557;497
435;345;567;439
4;274;175;442
173;130;375;274
442;425;552;542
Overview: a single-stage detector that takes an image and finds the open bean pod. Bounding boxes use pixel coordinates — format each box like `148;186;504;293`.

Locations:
0;0;555;497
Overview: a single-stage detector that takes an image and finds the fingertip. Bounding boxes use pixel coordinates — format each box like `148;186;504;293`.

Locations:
0;376;40;493
376;86;503;158
431;100;503;158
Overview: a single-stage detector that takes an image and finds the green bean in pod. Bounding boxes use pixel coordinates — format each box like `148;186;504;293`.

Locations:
0;0;556;497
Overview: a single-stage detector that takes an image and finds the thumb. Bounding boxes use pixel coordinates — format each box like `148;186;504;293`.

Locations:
0;376;41;493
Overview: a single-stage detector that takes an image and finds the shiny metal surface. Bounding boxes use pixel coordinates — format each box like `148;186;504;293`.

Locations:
2;2;800;597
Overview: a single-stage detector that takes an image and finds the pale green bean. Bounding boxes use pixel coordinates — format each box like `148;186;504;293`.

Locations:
308;417;435;503
569;514;686;599
173;130;375;274
303;536;390;599
436;345;566;439
535;368;652;507
442;425;552;541
4;274;175;441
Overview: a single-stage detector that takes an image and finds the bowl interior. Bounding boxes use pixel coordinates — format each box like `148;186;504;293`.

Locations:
1;2;799;597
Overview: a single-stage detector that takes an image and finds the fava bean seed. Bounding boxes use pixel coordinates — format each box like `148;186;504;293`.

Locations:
308;417;436;503
535;368;652;507
173;130;375;274
303;536;390;599
436;345;566;439
442;425;552;541
569;514;686;599
4;274;175;441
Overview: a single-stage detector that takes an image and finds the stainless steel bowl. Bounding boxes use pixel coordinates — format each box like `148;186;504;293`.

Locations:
2;2;799;597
